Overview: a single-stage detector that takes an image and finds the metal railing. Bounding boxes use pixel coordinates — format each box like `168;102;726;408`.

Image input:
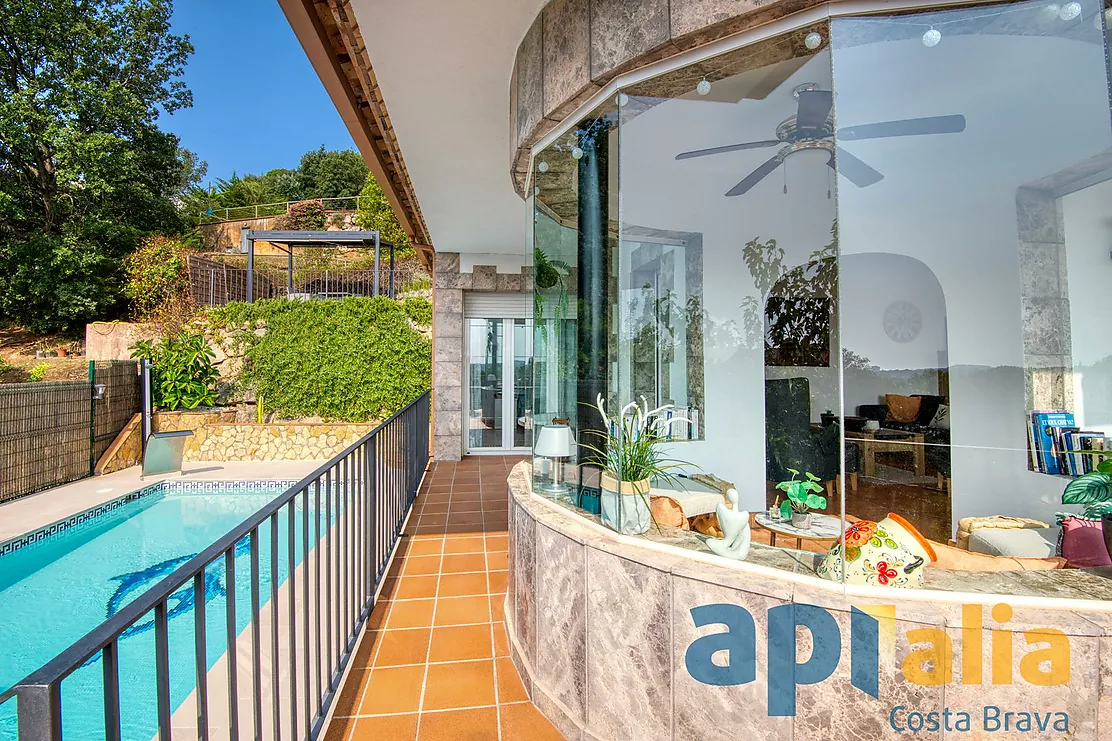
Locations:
0;390;431;740
197;196;367;224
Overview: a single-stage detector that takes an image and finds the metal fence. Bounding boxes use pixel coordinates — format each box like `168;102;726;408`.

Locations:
0;390;430;741
0;361;140;504
188;255;425;308
196;196;366;224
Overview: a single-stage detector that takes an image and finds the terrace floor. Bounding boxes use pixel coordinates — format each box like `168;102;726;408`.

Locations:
324;455;564;741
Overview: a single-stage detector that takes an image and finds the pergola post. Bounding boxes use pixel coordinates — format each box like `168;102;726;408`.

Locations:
243;228;255;303
389;243;396;298
374;233;381;296
287;245;294;296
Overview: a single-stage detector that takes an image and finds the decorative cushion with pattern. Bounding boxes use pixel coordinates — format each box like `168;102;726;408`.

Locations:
929;404;950;430
885;394;922;423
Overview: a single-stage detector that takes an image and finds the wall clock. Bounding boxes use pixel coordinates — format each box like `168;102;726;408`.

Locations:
883;300;921;343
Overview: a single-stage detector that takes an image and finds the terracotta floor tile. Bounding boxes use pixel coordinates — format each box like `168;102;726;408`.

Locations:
421;661;496;710
391;575;439;600
367;599;391;631
492;622;509;657
402;556;442;576
418;707;499;741
444;523;484;535
495;657;529;703
349;713;418;741
372;628;431;667
419;502;450;515
489;595;505;623
447;513;486;527
442;536;485;554
487;571;508;594
349;628;379;668
385;598;436;629
377;577;401;601
323;714;357;741
419;513;448;526
434;595;491;626
441;553;487;574
484;534;508;551
414;524;447;535
484;516;509;529
330;664;370;715
448;500;483;513
485;551;508;571
438;572;489;597
499;702;564;741
358;664;426;714
428;624;494;662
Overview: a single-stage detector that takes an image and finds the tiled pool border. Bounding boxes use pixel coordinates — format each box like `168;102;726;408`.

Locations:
0;479;300;558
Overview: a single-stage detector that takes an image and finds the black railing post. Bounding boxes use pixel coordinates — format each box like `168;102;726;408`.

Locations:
88;360;96;476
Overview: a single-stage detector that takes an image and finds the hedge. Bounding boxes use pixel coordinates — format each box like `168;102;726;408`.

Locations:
207;296;431;422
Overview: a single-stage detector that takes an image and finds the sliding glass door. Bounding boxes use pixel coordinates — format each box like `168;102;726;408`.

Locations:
465;317;533;452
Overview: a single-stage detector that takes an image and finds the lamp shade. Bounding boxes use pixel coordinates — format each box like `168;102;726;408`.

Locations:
534;424;574;457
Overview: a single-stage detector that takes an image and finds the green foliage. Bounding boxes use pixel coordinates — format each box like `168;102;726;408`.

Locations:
1063;456;1112;518
0;0;199;332
130;332;219;410
401;274;432;293
123;235;191;320
296;147;368;200
776;469;827;517
28;363;48;382
402;296;432;326
274;200;326;231
582;396;692;484
355;176;412;255
206;297;430;422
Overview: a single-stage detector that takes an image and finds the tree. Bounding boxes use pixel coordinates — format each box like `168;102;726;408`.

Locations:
296;147;368;200
0;0;198;332
355;175;411;253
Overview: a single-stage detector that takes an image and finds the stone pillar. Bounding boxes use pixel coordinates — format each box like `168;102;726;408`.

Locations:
1017;187;1073;413
576;119;611;477
434;252;463;460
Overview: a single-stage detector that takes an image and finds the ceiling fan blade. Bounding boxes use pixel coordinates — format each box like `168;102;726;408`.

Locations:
831;147;884;187
838;115;966;141
796;90;833;130
676;140;780;161
726;155;783;196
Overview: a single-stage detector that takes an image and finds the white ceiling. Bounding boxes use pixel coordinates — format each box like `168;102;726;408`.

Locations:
349;0;546;255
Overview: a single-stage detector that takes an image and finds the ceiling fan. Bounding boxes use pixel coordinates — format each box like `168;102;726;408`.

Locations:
675;83;966;197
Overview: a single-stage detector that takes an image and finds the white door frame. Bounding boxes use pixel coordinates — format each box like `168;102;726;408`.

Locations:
463;317;532;454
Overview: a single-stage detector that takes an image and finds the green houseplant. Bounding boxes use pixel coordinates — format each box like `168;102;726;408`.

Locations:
1061;455;1112;520
776;469;827;529
583;394;691;534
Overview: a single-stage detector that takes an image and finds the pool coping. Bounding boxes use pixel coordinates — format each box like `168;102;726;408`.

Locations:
0;479;302;559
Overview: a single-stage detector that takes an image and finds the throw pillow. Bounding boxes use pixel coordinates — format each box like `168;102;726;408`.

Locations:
1059;517;1112;568
929;404;950;430
885;394;921;423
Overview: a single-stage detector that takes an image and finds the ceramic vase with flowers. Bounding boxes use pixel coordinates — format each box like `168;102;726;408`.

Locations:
817;513;937;588
585;394;691;535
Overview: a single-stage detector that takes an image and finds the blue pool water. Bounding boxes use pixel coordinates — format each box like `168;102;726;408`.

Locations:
0;481;326;740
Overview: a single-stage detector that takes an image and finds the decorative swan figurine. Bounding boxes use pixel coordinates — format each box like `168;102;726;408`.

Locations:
707;488;751;560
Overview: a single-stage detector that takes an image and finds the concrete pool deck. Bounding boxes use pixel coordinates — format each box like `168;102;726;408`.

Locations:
0;461;320;543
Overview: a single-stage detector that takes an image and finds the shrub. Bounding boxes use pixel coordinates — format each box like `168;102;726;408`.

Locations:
354;176;414;257
401;273;432;293
274;200;326;230
123;236;192;321
402;296;432;326
130;332;219;410
206;297;430;422
28;363;49;382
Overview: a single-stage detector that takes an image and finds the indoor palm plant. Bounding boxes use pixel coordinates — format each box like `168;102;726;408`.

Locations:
583;394;691;534
776;469;827;529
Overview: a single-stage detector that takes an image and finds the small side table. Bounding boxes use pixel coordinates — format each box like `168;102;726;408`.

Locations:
753;512;843;550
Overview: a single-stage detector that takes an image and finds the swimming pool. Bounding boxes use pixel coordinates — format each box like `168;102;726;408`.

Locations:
0;480;319;740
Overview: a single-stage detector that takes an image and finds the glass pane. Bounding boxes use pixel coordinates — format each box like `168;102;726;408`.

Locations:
832;0;1112;587
618;26;841;549
514;319;534;448
467;318;504;450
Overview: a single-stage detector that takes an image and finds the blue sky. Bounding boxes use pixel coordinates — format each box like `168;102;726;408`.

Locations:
159;0;357;187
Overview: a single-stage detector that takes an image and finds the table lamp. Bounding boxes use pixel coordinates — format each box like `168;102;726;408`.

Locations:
534;424;574;498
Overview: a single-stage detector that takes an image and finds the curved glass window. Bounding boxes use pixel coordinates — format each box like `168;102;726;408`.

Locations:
532;0;1112;596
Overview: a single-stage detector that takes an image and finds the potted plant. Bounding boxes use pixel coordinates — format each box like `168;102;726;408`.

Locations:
55;345;68;358
584;394;691;535
1062;454;1112;559
776;469;827;529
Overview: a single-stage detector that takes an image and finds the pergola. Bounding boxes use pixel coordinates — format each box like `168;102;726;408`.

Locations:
239;228;398;301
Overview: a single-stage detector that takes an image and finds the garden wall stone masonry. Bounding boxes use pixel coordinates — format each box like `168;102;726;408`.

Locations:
153;411;374;462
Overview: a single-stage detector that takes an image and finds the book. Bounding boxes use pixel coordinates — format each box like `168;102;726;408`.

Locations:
1032;411;1075;475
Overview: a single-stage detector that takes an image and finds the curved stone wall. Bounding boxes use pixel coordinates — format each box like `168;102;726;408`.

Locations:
504;463;1112;740
509;0;830;195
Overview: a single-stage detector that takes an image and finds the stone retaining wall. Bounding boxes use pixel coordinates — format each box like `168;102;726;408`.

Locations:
153;411;374;462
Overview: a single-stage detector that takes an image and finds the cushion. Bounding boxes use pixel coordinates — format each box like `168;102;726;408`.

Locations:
885;394;921;423
913;395;947;426
968;527;1057;558
927;540;1066;571
1059;517;1112;568
650;495;689;530
929;404;950;430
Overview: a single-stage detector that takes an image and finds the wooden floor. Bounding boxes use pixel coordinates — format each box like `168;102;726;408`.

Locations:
323;456;564;741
